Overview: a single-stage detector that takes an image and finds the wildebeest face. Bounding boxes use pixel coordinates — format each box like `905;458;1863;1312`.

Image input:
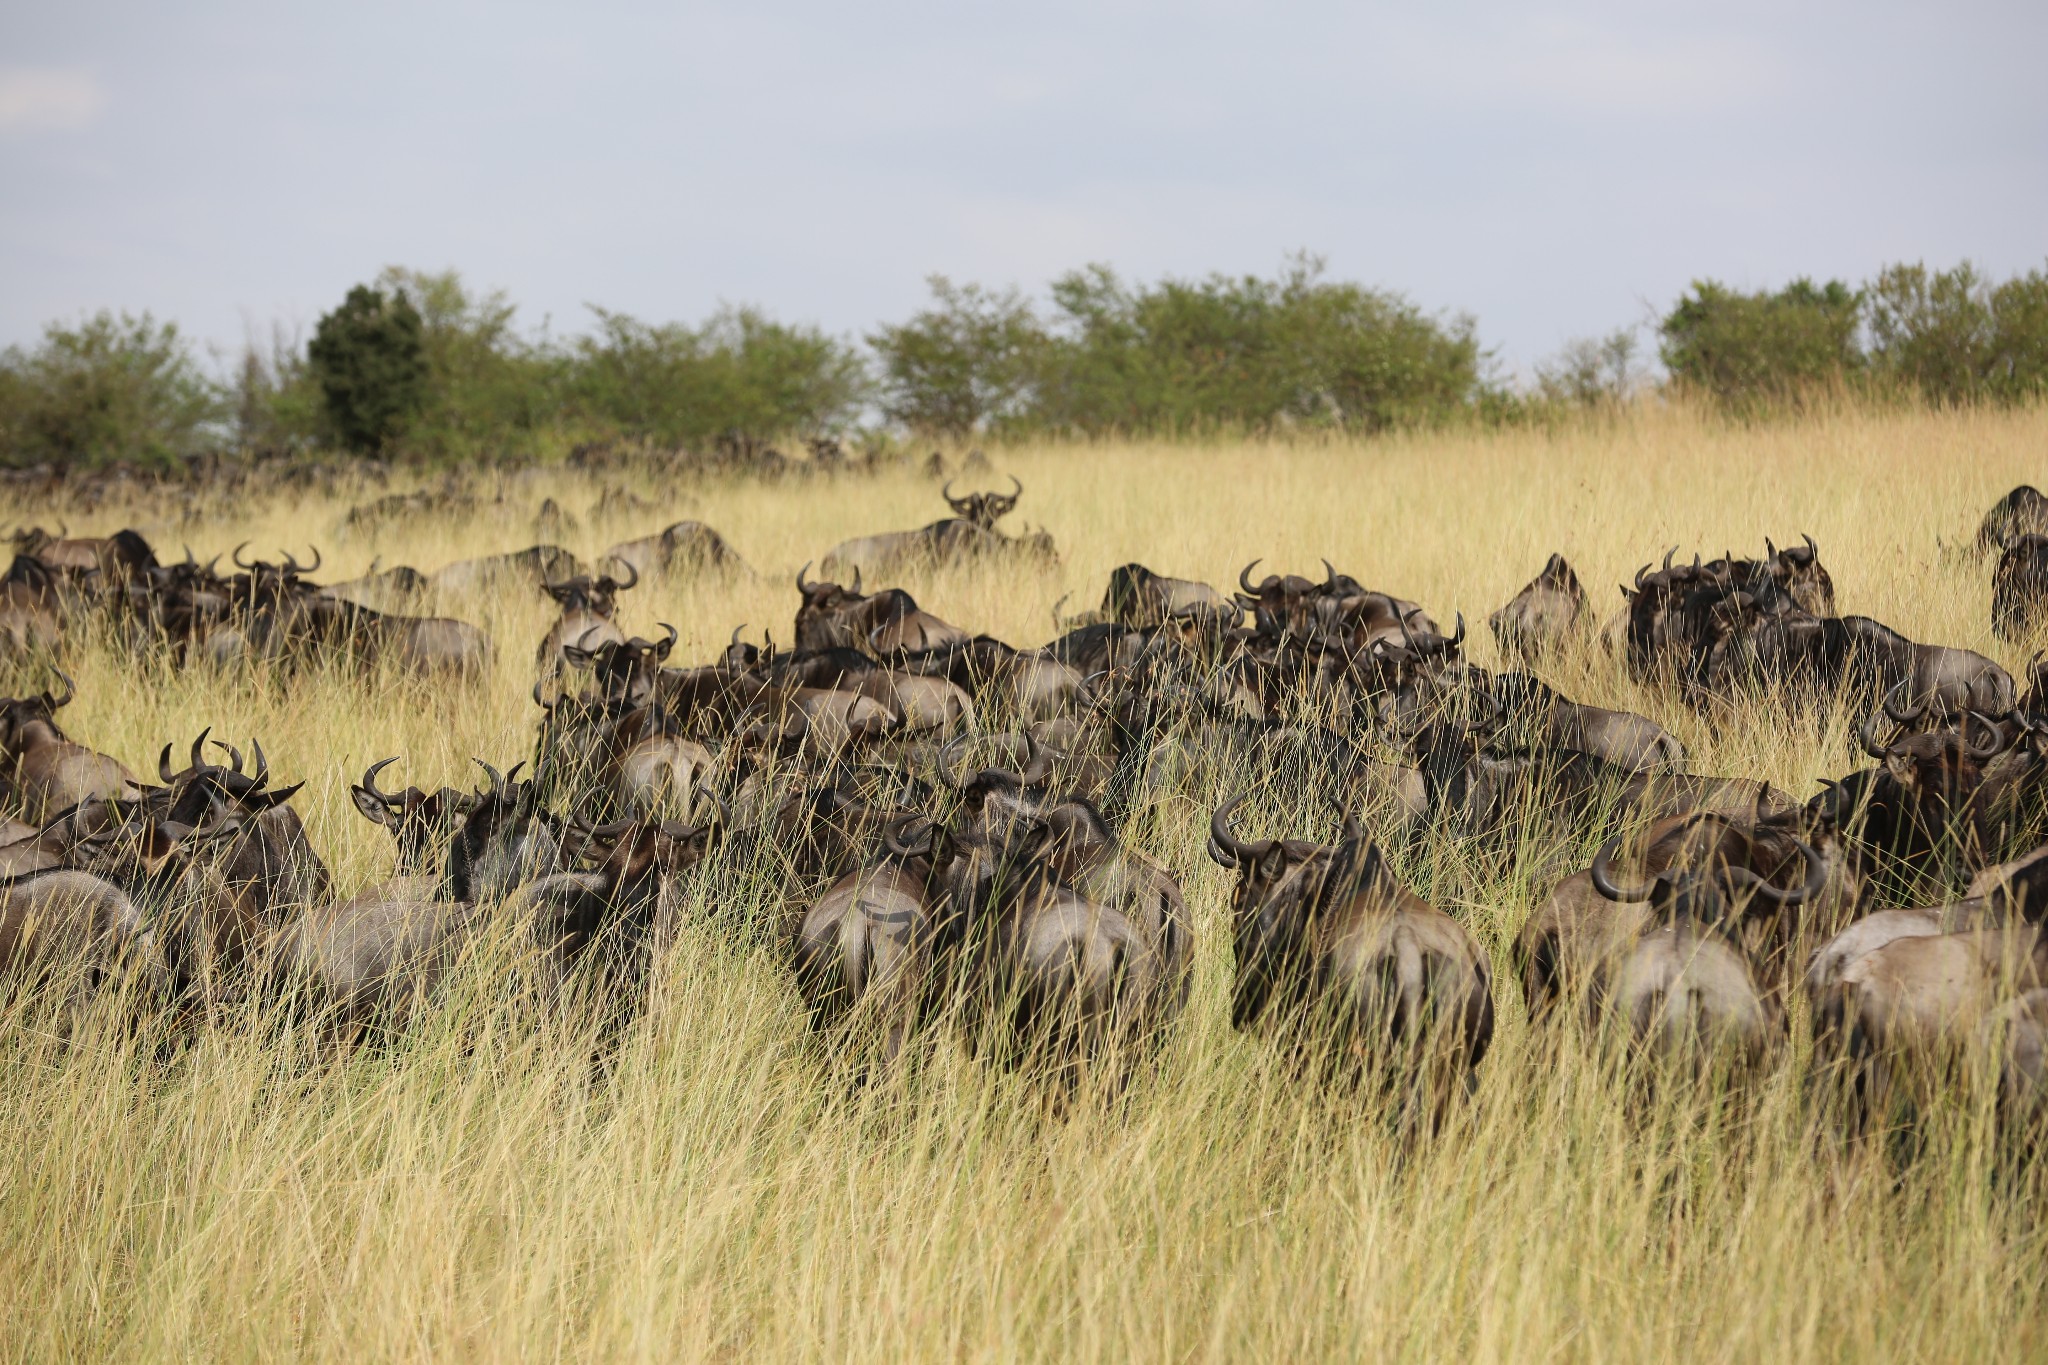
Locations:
944;476;1022;530
1765;534;1835;615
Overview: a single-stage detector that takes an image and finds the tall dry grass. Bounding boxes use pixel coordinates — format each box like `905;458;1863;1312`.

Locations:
3;403;2046;1362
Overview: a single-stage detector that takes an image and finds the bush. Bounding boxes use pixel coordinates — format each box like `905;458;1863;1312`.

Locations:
867;278;1046;437
1659;278;1864;413
0;312;224;468
1867;260;2048;407
1532;329;1644;412
572;305;869;447
307;285;428;453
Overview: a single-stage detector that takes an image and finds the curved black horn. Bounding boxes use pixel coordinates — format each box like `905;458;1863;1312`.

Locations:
1633;563;1650;590
1239;559;1262;595
360;757;403;807
1858;708;1893;760
211;738;244;774
1882;680;1930;727
1007;475;1022;499
1589;834;1657;902
157;743;178;783
187;726;214;774
247;737;268;788
1207;793;1270;869
1802;533;1818;559
303;545;322;572
657;622;678;652
1662;547;1676;573
612;557;637;591
796;561;812;593
1964;710;2009;760
1322;558;1338;590
1726;840;1827;907
850;566;862;597
1449;613;1465;649
473;758;507;796
42;668;74;711
232;541;254;569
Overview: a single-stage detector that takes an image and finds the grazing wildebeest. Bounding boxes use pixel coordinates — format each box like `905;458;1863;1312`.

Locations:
1490;553;1588;658
425;545;583;595
1979;485;2048;555
818;478;1057;578
1206;797;1492;1095
1993;534;2048;641
601;521;748;582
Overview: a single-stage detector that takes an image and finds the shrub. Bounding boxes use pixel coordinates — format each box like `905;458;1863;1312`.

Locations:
0;311;224;468
572;305;868;447
1533;329;1644;412
1658;278;1863;413
1867;259;2048;407
867;278;1046;437
307;285;428;453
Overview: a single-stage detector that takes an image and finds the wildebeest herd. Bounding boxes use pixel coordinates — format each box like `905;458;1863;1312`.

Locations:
5;480;2048;1136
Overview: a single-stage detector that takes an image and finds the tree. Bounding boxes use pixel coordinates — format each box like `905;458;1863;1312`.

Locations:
867;278;1047;437
1659;278;1863;413
308;285;428;452
0;311;223;468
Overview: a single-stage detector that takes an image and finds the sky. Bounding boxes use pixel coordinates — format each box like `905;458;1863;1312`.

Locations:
2;0;2043;379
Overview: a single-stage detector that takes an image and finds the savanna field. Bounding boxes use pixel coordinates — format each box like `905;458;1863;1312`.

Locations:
5;403;2048;1362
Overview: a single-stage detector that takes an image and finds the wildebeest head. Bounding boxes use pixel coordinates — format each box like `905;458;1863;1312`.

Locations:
943;476;1023;531
1589;816;1826;927
794;561;865;650
350;757;482;876
1980;485;2048;555
440;759;565;903
0;670;76;753
562;625;677;705
149;730;306;828
1490;552;1586;656
1764;533;1834;615
1235;560;1324;638
543;560;637;617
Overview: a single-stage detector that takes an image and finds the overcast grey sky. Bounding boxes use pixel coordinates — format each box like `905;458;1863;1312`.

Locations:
2;1;2043;377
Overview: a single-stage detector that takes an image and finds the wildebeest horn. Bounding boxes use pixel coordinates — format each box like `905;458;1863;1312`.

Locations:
1589;834;1657;902
204;554;220;576
473;758;507;796
1802;533;1818;558
246;737;268;788
212;738;244;773
1858;708;1894;760
884;813;937;860
1322;558;1338;589
613;558;637;591
188;726;214;773
302;545;321;572
158;744;178;783
1239;559;1262;594
532;678;553;709
657;622;678;652
796;561;812;593
1633;563;1650;590
850;566;862;596
1206;794;1271;869
1881;680;1930;726
942;477;960;504
1765;537;1778;560
42;668;74;711
729;624;745;649
1662;547;1676;573
232;541;254;569
1007;475;1022;498
279;550;299;574
1449;613;1465;649
1726;841;1827;907
1964;710;2009;760
360;757;404;807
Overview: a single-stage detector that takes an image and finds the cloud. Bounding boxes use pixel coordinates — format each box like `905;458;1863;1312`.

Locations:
0;68;106;134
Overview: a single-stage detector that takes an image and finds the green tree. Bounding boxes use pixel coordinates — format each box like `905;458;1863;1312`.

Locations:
0;311;223;468
867;278;1047;437
1987;265;2048;403
308;285;428;453
1658;278;1863;413
1866;261;1996;406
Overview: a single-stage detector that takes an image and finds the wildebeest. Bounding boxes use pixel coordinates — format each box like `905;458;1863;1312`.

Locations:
1207;797;1492;1095
793;564;968;657
1992;534;2048;641
1490;553;1587;658
1979;485;2048;555
425;545;583;595
601;521;748;582
818;479;1057;578
537;562;637;672
1062;563;1241;633
0;674;141;822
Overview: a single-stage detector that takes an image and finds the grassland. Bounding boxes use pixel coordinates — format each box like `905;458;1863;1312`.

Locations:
2;403;2045;1362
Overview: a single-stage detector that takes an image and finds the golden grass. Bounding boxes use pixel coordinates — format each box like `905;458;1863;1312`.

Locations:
3;403;2046;1362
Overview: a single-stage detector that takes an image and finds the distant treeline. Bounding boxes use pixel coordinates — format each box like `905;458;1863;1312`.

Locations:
1;255;2044;468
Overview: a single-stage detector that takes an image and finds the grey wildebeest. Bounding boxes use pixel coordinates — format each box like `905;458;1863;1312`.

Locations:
425;545;583;595
537;561;637;672
1992;534;2048;641
0;674;141;822
1490;553;1588;659
818;478;1057;579
1206;797;1493;1097
602;521;748;582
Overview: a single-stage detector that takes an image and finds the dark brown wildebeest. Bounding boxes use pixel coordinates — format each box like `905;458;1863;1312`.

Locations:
891;636;1084;723
1979;485;2048;555
793;564;968;657
536;562;637;671
1760;534;1836;616
1490;553;1587;659
0;674;141;822
1064;563;1240;632
348;758;481;876
1206;796;1492;1095
5;526;157;586
1236;560;1436;647
818;478;1057;579
1993;534;2048;641
1482;672;1685;772
601;521;748;582
228;547;494;679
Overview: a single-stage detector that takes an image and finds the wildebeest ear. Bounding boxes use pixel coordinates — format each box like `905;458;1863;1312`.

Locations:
1253;843;1290;884
349;785;395;828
